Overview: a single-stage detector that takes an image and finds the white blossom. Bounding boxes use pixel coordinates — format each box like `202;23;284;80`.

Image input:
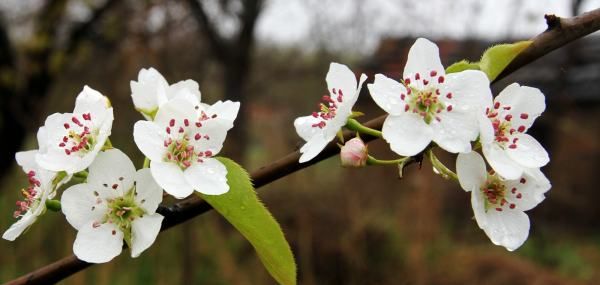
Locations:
61;149;164;263
294;62;367;163
368;38;491;156
456;152;551;251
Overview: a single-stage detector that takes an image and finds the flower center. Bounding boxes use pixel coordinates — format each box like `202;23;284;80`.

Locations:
480;173;527;212
401;70;451;124
60;113;97;156
163;116;214;169
13;170;42;218
311;88;345;129
485;103;529;149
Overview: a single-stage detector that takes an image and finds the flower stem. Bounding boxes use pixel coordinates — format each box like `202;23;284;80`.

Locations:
73;170;88;180
367;155;409;166
345;118;383;138
427;149;458;181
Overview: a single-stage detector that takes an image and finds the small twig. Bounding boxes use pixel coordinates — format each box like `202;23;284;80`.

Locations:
4;8;600;285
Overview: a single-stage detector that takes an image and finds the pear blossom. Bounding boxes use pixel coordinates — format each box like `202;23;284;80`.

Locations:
130;67;201;120
479;83;549;179
61;149;164;263
2;150;69;241
456;152;551;251
134;95;240;198
368;38;491;156
294;62;367;163
36;86;114;174
340;137;368;167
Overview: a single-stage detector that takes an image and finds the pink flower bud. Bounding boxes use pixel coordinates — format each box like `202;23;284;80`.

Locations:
340;137;368;167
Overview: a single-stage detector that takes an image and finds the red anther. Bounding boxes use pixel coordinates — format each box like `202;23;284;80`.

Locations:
178;127;184;133
516;193;522;199
64;123;70;129
404;78;411;85
59;142;65;147
338;89;344;96
169;119;175;127
518;126;526;132
312;112;318;118
430;70;437;77
505;114;512;121
65;149;71;155
509;204;516;209
423;79;429;85
27;171;35;177
435;116;441;122
82;113;91;120
195;122;202;127
503;106;511;110
183;161;191;168
438;76;445;84
404;105;410;112
520;113;529;119
508;144;517;149
494;102;500;109
415;73;420;80
332;88;337;94
205;150;213;157
166;127;171;134
520;178;526;184
446;93;452;99
184;119;189;126
400;94;405;100
446;105;453;112
211;114;217;119
512;138;519;143
112;184;118;189
195;133;201;140
511;187;517;193
407;88;412;95
495;208;503;212
337;95;343;102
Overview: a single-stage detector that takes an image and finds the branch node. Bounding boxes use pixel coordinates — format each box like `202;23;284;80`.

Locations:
545;14;562;30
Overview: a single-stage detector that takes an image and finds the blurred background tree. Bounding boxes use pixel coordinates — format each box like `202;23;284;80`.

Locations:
1;0;599;284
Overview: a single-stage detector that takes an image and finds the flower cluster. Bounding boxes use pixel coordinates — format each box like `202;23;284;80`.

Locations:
3;69;240;263
294;38;551;251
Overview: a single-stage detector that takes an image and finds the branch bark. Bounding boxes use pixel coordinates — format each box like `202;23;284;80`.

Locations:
4;8;600;285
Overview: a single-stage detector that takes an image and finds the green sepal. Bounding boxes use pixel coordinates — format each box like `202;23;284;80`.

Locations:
45;199;61;212
445;60;480;74
135;107;158;121
349;111;365;118
479;41;532;81
199;157;297;285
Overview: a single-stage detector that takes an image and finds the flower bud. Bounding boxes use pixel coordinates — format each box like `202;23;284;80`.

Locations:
340;137;368;167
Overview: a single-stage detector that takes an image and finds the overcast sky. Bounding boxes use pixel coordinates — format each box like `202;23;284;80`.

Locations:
255;0;600;54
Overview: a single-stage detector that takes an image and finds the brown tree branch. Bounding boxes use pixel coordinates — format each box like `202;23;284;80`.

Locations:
4;8;600;285
186;0;230;61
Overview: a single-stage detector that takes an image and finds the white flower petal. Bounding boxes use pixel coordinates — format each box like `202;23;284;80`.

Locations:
61;183;110;230
440;70;491;112
431;111;478;153
73;221;123;263
134;168;163;213
382;114;433;156
133;121;167;161
130;214;163;258
298;135;330;163
326;62;358;105
74;86;111;120
472;189;530;251
368;74;408;116
482;144;523;180
15;150;38;173
130;67;169;111
154;96;198;128
206;100;240;123
506;133;549;168
504;170;550;212
2;212;37;241
168;79;201;102
403;38;445;81
478;114;495;144
150;160;194;199
184;158;229;195
456;152;487;192
496;83;545;131
87;149;136;195
36;126;49;153
294;115;323;142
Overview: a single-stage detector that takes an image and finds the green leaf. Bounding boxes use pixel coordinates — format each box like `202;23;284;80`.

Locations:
445;59;480;74
479;41;532;81
199;157;297;285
